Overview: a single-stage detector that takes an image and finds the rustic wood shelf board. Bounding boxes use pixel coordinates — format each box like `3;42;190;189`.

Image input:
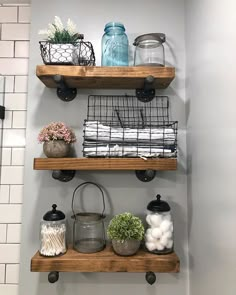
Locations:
31;246;180;273
34;158;177;171
36;65;175;89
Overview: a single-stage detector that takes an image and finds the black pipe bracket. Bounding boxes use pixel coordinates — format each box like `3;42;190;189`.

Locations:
136;75;155;103
145;272;157;285
135;170;156;182
48;271;59;283
52;170;76;182
0;105;5;120
53;74;77;102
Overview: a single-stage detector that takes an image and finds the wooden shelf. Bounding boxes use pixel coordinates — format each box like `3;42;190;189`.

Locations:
36;65;175;89
34;158;177;171
31;245;180;273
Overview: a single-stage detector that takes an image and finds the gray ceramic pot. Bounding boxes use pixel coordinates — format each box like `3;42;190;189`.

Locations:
43;140;70;158
112;239;141;256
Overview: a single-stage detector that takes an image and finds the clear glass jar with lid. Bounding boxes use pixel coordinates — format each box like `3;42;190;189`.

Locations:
39;204;67;257
133;33;166;66
145;194;174;254
101;22;129;66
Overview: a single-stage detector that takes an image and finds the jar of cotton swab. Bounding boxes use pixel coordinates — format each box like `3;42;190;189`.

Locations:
145;194;173;254
40;204;67;257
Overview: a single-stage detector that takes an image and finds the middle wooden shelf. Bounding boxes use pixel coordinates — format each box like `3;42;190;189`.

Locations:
33;158;177;171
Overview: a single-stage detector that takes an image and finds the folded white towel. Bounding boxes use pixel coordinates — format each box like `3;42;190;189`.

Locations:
83;144;175;158
84;121;176;144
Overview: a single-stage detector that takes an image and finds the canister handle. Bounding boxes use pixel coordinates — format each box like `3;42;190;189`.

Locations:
71;181;106;220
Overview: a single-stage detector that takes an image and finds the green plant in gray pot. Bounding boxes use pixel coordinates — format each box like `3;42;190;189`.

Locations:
107;212;144;256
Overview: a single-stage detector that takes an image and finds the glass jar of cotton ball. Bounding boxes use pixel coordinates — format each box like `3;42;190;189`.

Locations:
39;204;67;257
145;194;173;254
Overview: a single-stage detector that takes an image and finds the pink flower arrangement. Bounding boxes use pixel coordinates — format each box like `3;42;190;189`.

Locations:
38;122;76;144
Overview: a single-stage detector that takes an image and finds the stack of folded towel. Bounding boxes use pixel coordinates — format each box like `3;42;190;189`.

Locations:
83;121;176;158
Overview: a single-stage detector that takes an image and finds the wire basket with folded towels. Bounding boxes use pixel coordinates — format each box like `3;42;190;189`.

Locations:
83;95;178;158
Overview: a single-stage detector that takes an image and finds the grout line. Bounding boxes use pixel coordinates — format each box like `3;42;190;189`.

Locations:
13;76;15;93
6;223;8;244
17;6;19;23
10;111;13;129
10;147;12;166
13;41;15;58
4;263;6;284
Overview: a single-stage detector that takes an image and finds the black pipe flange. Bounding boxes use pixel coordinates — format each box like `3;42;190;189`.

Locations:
135;170;156;182
48;271;59;283
52;170;76;182
53;74;77;102
145;272;156;285
136;75;155;102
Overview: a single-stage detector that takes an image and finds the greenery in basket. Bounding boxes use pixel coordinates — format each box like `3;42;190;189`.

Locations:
38;16;80;43
38;122;76;144
107;212;144;242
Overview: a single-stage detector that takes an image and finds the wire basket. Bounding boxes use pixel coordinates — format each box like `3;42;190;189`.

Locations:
83;95;178;158
39;35;95;65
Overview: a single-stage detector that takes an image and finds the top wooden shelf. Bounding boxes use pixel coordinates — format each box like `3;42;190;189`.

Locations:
36;65;175;89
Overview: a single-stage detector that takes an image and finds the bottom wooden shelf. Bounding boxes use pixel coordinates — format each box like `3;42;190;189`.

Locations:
31;245;180;273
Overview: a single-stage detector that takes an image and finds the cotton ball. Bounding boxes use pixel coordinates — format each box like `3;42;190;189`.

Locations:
151;227;162;239
146;242;156;251
160;235;169;247
162;231;172;239
145;233;156;243
146;228;152;236
150;214;162;227
156;241;164;251
166;239;173;249
163;213;171;221
146;214;152;226
160;220;172;233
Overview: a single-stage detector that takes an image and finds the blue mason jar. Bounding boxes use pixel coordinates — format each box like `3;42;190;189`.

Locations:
101;22;129;66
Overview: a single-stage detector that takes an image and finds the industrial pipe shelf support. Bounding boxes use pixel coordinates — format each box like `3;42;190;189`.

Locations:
52;170;76;182
0;105;5;120
47;271;157;284
135;170;156;182
53;74;77;102
136;75;155;102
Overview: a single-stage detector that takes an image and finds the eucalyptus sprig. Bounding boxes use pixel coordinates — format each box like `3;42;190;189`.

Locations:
107;212;144;242
39;16;80;44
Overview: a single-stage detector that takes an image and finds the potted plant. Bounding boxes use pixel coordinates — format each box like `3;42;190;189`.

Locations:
107;212;144;256
38;122;76;158
38;16;81;64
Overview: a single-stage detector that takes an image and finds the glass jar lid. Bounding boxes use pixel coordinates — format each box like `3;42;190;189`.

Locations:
147;194;170;212
133;33;166;46
43;204;65;221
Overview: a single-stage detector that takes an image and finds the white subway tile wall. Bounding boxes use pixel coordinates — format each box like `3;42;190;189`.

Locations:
0;224;7;243
14;76;28;93
0;4;30;293
9;185;23;204
5;76;14;93
1;148;11;165
3;111;13;128
7;224;21;244
6;264;20;284
0;264;5;284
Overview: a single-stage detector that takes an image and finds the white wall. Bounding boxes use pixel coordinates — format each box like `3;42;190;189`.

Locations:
0;3;30;295
19;1;188;295
186;1;236;294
